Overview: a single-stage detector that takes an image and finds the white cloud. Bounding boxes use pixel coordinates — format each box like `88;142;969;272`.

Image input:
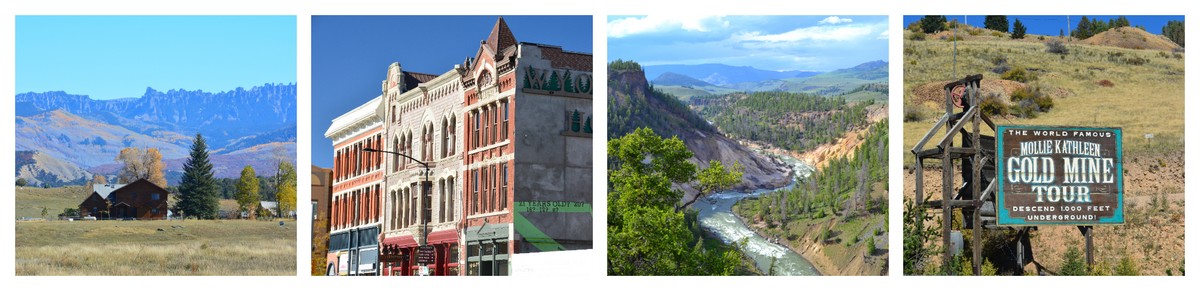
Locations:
734;25;874;42
608;15;729;38
819;16;853;25
878;30;889;39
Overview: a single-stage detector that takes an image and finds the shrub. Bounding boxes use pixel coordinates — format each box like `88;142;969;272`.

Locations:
1060;246;1087;276
943;35;964;42
990;56;1011;74
980;93;1009;116
1009;86;1053;118
904;103;927;122
1001;66;1035;82
1097;79;1115;87
991;31;1005;38
1115;255;1140;276
1045;39;1069;54
967;28;983;36
909;31;926;41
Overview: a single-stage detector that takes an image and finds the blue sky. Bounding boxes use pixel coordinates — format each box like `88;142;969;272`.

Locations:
311;16;592;168
608;15;889;72
902;15;1185;37
17;16;296;100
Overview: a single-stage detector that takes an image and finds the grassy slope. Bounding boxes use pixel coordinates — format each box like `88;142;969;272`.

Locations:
903;35;1184;165
15;186;89;219
902;33;1185;275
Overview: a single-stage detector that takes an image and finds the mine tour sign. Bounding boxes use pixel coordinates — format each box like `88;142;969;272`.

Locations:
996;125;1124;225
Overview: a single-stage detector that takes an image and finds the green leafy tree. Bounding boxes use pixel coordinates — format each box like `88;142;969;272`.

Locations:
1011;18;1027;39
177;134;221;219
1060;246;1087;276
920;15;947;34
276;161;298;218
1163;20;1184;47
235;166;260;219
984;15;1009;33
608;127;742;275
16;178;28;187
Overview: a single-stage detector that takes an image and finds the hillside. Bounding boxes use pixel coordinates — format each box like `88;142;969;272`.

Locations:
652;72;715;87
1082;26;1182;51
608;64;791;193
903;27;1184;276
15;151;90;187
16;110;191;168
903;30;1184;161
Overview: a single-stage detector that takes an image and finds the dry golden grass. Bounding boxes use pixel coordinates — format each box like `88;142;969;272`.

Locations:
903;35;1184;165
1082;27;1181;51
903;32;1184;276
16;220;296;276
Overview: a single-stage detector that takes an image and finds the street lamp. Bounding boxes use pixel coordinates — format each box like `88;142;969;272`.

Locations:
363;147;434;274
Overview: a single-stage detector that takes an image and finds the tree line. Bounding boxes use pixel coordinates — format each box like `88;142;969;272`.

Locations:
744;120;888;229
694;91;875;154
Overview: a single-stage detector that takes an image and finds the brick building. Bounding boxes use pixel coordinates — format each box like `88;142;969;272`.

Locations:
325;16;592;276
324;96;387;276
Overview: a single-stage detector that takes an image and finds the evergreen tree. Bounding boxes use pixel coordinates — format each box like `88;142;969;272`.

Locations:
920;15;948;34
1073;16;1093;39
984;15;1009;33
1011;19;1027;39
177;134;220;219
1163;20;1185;47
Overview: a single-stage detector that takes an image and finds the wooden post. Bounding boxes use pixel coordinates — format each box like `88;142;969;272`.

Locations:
971;83;982;275
1085;226;1095;267
942;83;954;274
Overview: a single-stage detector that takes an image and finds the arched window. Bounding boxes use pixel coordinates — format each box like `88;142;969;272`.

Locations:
449;116;457;155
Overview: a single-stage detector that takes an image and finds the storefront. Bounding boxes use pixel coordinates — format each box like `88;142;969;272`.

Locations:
464;223;511;276
380;229;460;276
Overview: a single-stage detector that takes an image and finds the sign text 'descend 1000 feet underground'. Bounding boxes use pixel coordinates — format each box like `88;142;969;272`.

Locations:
996;126;1123;225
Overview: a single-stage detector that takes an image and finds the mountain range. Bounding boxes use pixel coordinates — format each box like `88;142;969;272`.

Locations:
648;61;888;101
15;83;297;186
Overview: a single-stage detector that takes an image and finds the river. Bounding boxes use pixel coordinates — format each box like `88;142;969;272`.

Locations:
693;153;822;275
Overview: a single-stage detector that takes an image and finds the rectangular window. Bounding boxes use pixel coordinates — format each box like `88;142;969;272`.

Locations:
472;170;479;215
151;193;160;200
483;108;490;146
501;163;508;210
490;165;497;212
481;167;489;212
448;178;455;221
473;112;480;149
502;102;509;140
492;104;499;143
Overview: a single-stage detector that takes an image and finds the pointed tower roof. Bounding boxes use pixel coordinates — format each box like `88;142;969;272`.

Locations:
485;17;517;53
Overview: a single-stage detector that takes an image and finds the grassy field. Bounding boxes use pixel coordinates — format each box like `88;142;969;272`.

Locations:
16;219;296;275
902;32;1184;165
15;186;88;219
15;186;295;275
